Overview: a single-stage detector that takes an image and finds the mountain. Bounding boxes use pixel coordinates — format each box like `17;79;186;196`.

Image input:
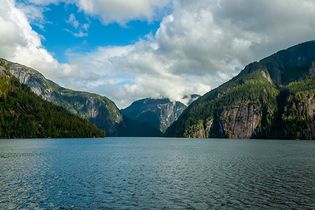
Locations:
0;60;104;138
121;98;187;133
166;41;315;140
0;58;123;136
0;58;162;137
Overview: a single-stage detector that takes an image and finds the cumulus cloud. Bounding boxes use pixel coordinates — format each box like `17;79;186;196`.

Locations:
64;0;315;107
64;43;212;107
22;0;170;24
16;3;46;29
0;0;69;81
76;0;170;24
1;0;315;108
212;0;315;59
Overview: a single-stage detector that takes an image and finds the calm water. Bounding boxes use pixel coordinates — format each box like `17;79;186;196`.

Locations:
0;138;314;209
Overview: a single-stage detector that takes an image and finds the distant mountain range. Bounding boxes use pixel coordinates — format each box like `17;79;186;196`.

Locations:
0;60;104;138
1;41;314;139
166;41;315;140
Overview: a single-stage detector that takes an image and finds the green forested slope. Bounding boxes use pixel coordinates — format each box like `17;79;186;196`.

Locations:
2;58;162;137
1;58;122;136
0;61;104;138
166;41;315;139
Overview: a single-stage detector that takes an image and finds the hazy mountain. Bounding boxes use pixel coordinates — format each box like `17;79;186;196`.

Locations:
122;98;187;133
166;41;315;140
0;60;104;138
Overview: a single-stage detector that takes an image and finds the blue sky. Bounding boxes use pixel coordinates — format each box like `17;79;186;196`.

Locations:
27;2;162;62
1;0;315;107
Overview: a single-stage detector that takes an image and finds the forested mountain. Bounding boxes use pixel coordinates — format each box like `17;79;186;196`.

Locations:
1;58;161;137
3;41;314;140
0;58;122;136
0;60;104;138
166;41;315;140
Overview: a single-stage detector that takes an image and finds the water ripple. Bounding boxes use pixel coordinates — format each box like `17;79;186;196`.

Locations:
0;138;314;209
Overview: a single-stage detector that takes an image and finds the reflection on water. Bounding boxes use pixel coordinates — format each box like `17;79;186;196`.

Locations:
0;138;314;209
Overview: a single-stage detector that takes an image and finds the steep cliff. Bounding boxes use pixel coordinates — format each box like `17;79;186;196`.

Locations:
166;41;315;140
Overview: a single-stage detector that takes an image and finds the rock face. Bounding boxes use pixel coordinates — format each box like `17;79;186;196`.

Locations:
122;98;187;133
0;66;5;77
1;58;123;136
308;97;315;137
220;103;261;139
180;104;262;139
166;41;315;140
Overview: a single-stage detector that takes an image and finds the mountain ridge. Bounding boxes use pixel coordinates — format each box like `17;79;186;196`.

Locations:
166;41;315;139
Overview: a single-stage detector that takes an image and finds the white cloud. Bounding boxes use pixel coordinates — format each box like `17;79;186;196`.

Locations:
22;0;170;25
67;13;79;28
64;43;212;107
0;0;68;81
65;13;89;37
16;3;46;29
76;0;170;24
27;0;62;5
64;0;315;107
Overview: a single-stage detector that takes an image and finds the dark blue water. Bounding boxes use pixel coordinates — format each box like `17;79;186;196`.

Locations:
0;138;314;209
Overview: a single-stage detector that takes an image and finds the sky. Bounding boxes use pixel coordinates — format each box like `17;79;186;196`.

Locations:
1;0;315;108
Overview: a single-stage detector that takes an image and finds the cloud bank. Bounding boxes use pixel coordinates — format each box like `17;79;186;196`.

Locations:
1;0;315;107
